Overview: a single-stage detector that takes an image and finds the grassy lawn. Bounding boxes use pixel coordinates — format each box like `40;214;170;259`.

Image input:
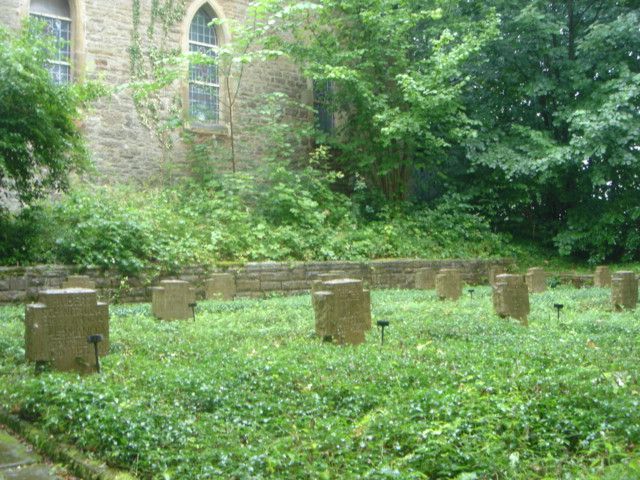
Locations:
1;287;640;479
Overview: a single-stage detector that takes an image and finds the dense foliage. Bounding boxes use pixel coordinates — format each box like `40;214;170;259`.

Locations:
0;174;512;273
457;0;640;264
256;0;500;201
0;21;97;206
259;0;639;263
2;287;640;478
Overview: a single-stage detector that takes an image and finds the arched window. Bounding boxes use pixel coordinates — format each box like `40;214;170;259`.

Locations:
30;0;72;84
188;6;219;124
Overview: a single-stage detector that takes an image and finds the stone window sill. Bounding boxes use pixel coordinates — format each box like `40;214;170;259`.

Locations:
186;123;229;136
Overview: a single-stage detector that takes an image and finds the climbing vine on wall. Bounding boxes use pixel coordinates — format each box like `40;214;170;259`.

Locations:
129;0;186;157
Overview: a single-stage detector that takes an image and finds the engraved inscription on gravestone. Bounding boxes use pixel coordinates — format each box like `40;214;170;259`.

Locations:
151;280;197;320
25;289;109;373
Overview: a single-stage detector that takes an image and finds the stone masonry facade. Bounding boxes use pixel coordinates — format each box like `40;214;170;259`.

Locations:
0;0;310;181
0;258;513;304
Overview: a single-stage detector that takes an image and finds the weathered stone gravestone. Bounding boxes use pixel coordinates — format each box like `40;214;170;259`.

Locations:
311;271;348;293
204;273;236;300
526;267;547;293
151;280;196;320
488;265;506;286
312;279;371;345
435;269;462;300
594;266;612;288
611;271;638;311
415;268;436;290
492;274;530;326
25;289;109;373
62;275;96;290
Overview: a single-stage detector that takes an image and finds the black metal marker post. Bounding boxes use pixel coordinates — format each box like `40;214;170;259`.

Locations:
87;334;103;373
468;289;475;299
376;320;389;345
554;303;564;321
189;302;197;321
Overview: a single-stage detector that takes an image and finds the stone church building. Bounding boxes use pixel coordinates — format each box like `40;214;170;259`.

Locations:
0;0;311;182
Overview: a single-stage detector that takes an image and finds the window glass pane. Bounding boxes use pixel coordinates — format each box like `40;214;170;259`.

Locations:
50;63;71;84
30;0;71;18
189;43;217;84
189;9;217;45
188;7;219;124
189;83;219;123
30;13;71;85
32;14;71;61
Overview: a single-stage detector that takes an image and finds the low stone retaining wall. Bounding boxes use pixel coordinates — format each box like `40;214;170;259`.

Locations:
0;258;513;304
555;272;594;288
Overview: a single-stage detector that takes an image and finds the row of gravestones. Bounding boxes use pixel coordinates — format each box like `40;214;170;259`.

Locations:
23;274;237;374
415;265;638;327
23;266;638;373
416;266;535;326
309;265;638;344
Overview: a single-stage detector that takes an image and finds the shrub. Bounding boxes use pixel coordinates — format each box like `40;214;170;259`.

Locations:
0;20;103;206
0;174;512;272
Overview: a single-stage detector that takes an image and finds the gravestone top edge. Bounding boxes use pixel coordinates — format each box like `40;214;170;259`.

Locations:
39;288;96;294
322;278;362;286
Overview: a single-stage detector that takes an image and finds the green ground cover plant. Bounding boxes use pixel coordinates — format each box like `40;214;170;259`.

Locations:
1;287;639;478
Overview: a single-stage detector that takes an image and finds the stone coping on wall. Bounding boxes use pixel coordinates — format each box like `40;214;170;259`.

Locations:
0;258;515;304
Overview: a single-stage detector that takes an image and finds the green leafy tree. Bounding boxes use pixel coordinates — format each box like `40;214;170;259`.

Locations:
0;21;94;206
255;0;499;200
210;9;288;173
456;1;640;262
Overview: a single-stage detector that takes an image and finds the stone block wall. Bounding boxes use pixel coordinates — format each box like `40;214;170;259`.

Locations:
555;273;595;288
0;258;513;305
